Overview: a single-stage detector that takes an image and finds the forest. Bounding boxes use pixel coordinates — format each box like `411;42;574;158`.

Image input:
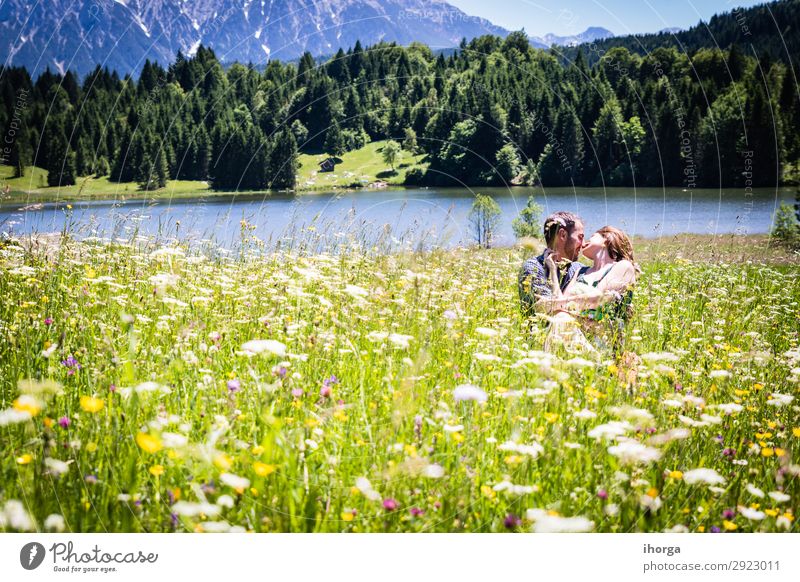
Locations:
0;1;797;192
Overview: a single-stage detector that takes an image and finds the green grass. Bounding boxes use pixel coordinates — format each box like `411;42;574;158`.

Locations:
0;232;797;533
0;141;428;204
297;141;427;192
0;165;211;202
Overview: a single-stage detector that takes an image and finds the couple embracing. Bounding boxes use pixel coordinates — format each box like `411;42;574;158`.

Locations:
518;211;639;356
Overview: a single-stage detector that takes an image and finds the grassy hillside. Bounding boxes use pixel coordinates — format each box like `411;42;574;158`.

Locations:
296;141;428;192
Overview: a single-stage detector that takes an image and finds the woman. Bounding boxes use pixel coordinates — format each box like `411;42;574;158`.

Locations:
537;226;639;355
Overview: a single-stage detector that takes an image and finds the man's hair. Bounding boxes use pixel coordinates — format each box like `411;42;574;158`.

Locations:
543;211;582;248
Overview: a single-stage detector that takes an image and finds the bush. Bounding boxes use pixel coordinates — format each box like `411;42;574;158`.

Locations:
770;201;800;248
512;195;543;239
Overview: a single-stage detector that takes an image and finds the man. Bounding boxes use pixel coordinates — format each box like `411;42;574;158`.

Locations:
518;211;586;316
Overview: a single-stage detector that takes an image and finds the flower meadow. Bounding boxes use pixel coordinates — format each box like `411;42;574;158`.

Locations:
1;233;798;533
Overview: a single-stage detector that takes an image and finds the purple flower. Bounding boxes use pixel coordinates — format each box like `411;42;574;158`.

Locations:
596;489;608;500
274;366;288;379
44;317;54;326
84;474;98;485
722;509;735;520
410;507;425;517
109;384;116;393
382;498;398;511
710;526;721;533
503;514;522;529
674;383;683;392
61;355;81;374
58;416;71;429
227;379;241;393
320;385;332;398
722;448;736;457
291;388;303;398
323;375;339;387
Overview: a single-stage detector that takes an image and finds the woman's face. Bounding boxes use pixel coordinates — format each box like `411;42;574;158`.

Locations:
581;232;606;260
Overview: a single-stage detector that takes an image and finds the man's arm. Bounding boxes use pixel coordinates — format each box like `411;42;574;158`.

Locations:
518;258;551;315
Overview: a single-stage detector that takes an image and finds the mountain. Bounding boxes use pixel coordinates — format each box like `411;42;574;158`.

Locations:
529;26;614;49
0;0;508;77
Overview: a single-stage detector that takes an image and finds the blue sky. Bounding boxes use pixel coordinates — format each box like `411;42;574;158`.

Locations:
447;0;767;37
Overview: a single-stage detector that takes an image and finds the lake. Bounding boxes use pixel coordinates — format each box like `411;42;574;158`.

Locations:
0;186;793;251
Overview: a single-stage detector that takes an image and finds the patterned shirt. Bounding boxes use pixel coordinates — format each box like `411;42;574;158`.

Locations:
518;253;587;315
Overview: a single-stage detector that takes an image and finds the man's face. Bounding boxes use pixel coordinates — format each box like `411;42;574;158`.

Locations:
557;222;584;261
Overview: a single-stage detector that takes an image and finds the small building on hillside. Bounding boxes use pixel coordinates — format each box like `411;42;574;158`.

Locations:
318;157;336;172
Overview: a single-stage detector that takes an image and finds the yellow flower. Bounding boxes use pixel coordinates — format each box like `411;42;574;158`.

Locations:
403;444;417;457
723;520;737;531
80;395;104;413
43;417;54;429
341;511;354;522
544;412;559;424
149;464;165;476
793;428;800;438
697;525;705;532
16;454;33;465
85;442;97;453
646;487;659;499
480;485;496;499
765;509;778;517
451;432;464;444
13;395;42;416
774;448;786;457
136;432;163;454
761;447;774;457
504;454;523;466
213;453;233;470
253;462;276;477
669;470;683;480
251;445;265;456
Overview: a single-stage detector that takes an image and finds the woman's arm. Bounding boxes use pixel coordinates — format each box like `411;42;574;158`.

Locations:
535;261;635;314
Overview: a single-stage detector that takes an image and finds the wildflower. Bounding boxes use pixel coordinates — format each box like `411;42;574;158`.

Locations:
668;470;683;480
12;395;42;417
239;339;286;357
2;500;36;531
44;514;65;532
608;441;661;465
498;440;544;459
79;395;104;413
149;465;165;477
504;514;522;529
58;416;71;428
220;473;250;491
0;408;33;426
722;509;735;520
44;458;70;477
767;393;793;407
723;520;738;531
410;507;425;517
746;484;765;498
227;379;241;393
136;432;163;454
596;489;608;500
526;509;594;533
682;468;726;486
355;477;381;501
171;501;221;518
253;462;276;477
768;491;790;503
453;384;487;403
382;498;399;511
423;463;445;479
738;506;765;521
16;454;32;465
588;421;632;440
